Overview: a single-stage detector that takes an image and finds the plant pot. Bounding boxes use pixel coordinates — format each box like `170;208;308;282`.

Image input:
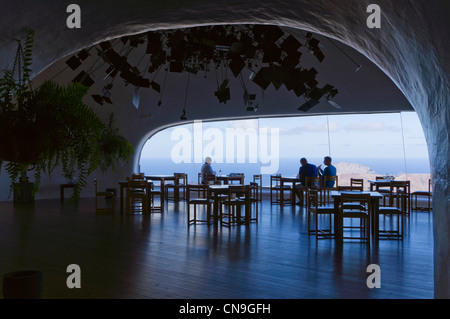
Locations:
13;182;35;205
2;270;44;299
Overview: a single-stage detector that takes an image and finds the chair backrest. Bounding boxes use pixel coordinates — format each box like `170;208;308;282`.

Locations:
249;182;258;198
350;178;364;191
271;175;281;187
323;175;338;188
428;178;432;192
253;174;262;183
187;184;210;200
389;180;410;194
205;174;217;185
131;173;145;180
94;179;98;194
127;180;148;193
228;185;249;199
340;192;370;212
174;173;187;184
305;176;320;189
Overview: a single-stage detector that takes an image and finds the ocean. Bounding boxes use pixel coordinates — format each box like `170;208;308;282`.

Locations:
139;157;430;186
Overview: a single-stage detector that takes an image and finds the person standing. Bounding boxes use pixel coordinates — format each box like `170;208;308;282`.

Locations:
317;156;337;188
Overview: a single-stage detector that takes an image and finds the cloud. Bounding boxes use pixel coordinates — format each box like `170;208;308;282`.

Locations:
227;119;259;130
278;121;341;135
345;121;400;132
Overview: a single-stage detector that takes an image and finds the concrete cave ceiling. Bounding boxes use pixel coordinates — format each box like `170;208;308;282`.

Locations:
34;24;413;134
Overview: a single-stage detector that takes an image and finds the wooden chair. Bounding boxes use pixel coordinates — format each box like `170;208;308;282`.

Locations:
94;179;115;214
375;176;391;196
305;176;321;203
131;173;145;180
339;193;371;245
411;178;432;212
205;174;217;185
126;179;149;214
321;175;338;204
187;184;213;225
305;176;320;189
337;178;363;191
221;185;250;227
350;178;364;191
248;182;259;222
270;175;292;205
378;190;405;240
306;189;335;239
230;173;245;184
197;173;203;196
383;180;411;215
252;174;263;201
148;182;163;213
165;173;188;201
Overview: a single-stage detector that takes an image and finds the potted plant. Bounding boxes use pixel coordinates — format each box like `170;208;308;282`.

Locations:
0;30;133;203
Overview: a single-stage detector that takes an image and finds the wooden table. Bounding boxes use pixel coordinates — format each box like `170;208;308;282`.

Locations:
118;180;154;214
209;184;250;225
369;179;411;213
280;177;301;205
368;179;411;190
330;191;383;242
216;175;245;185
146;175;176;200
369;179;393;191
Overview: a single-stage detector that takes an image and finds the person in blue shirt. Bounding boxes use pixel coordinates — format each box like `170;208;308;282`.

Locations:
200;156;216;184
294;158;318;205
317;156;337;188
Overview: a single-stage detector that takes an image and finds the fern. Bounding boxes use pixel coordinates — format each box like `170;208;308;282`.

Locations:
0;29;134;203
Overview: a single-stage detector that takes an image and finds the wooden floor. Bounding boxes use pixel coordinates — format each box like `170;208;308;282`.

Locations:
0;194;434;299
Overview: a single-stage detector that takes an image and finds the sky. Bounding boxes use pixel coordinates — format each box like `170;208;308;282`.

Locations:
141;111;429;161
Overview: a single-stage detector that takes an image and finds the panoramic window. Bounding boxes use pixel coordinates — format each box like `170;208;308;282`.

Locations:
140;112;430;191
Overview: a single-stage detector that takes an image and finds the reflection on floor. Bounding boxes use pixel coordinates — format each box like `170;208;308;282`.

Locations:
0;196;433;299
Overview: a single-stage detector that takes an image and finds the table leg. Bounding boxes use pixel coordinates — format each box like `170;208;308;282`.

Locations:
371;199;380;240
161;179;165;200
334;197;342;243
213;194;219;225
245;201;250;225
60;186;64;203
174;181;180;201
120;184;125;214
291;182;296;205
